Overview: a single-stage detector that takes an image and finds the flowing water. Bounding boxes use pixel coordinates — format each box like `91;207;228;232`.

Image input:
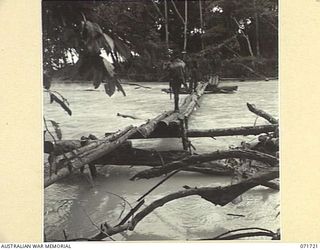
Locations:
44;80;279;241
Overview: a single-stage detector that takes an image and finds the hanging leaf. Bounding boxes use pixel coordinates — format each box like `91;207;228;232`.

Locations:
113;78;126;96
43;73;52;90
103;33;115;51
82;21;114;54
113;36;131;60
50;93;72;116
49;120;62;140
104;82;116;97
102;58;115;77
92;67;104;89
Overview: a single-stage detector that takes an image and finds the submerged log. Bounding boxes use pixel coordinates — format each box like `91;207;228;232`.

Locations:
247;103;278;124
131;149;278;180
94;148;232;176
161;86;237;95
53;140;232;176
93;148;189;166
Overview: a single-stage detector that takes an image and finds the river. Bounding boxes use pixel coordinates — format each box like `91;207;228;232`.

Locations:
43;80;279;241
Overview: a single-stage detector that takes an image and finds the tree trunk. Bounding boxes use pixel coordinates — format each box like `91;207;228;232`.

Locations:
164;0;169;50
55;124;276;142
183;0;188;53
187;124;277;137
131;149;278;180
254;0;260;57
199;0;204;50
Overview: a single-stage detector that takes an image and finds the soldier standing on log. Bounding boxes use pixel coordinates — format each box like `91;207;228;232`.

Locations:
164;51;186;112
189;60;200;92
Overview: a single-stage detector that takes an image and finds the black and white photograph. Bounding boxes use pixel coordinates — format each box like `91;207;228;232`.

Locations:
43;0;279;241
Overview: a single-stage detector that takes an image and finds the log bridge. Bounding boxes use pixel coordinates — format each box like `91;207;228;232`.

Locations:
44;77;278;188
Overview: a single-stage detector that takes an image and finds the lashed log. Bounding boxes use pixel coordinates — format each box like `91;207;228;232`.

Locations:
158;81;208;128
131;149;278;180
134;111;173;138
247;103;278;124
44;111;174;188
45;127;138;188
90;168;278;240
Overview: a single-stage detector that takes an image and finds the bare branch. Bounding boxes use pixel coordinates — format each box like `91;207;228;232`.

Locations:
131;149;278;180
170;0;185;24
91;169;278;240
247;103;278;124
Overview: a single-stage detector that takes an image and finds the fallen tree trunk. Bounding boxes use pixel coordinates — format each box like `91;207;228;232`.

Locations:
187;124;277;137
44;110;175;188
131;149;278;180
247;103;278;124
44;127;139;188
50;142;278;186
106;124;277;139
90;168;278;240
49;141;233;176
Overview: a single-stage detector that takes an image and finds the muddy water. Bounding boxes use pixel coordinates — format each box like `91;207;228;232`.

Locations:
44;80;279;241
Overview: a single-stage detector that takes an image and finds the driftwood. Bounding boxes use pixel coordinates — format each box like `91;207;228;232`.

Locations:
123;83;152;89
90;168;278;240
204;227;279;240
131;149;278;180
247;103;278;124
161;86;237;95
220;77;278;81
117;113;139;120
187;124;277;137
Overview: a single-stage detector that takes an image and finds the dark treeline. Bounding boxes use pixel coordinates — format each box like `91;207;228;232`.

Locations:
43;0;278;82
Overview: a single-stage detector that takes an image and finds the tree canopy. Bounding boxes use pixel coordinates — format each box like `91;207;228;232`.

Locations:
43;0;278;86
